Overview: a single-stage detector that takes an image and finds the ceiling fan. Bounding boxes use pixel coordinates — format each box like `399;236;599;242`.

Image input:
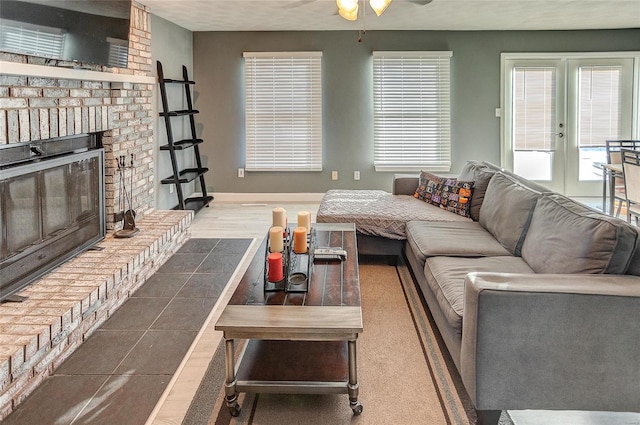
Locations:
284;0;434;17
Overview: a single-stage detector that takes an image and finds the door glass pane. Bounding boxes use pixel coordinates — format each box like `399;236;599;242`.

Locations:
512;66;556;180
578;66;622;181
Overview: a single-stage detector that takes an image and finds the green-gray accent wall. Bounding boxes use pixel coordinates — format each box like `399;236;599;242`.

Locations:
150;15;195;210
191;29;639;194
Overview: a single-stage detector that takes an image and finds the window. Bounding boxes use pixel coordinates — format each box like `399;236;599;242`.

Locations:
107;37;129;68
243;52;322;171
373;51;453;172
0;19;65;59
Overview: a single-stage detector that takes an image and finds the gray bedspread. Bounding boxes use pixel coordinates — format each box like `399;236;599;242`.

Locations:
316;189;470;240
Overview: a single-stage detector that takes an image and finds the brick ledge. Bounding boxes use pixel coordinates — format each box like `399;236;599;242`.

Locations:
0;209;193;419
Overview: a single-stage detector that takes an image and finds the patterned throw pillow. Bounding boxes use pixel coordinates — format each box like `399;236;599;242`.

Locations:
414;171;444;201
415;171;475;218
432;179;475;217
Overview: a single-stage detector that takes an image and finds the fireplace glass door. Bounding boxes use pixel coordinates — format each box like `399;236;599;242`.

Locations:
1;149;105;301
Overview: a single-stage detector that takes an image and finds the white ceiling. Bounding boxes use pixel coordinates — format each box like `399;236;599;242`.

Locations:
137;0;640;32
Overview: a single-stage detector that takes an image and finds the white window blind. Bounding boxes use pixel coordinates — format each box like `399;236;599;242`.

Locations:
244;51;322;171
578;65;622;147
0;19;65;59
512;66;557;151
373;51;453;172
107;37;129;68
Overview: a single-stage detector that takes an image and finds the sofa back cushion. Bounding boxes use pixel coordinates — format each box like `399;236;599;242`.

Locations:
457;161;497;221
479;173;542;256
521;194;639;274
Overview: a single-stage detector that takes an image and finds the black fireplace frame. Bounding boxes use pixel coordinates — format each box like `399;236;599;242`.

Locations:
0;136;105;302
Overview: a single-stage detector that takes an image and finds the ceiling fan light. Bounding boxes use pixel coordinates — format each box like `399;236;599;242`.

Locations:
369;0;392;16
338;4;359;21
337;0;359;13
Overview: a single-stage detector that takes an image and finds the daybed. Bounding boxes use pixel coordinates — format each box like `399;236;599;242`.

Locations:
316;161;640;424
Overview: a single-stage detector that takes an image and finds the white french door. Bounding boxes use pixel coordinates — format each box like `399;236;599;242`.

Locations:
502;53;637;196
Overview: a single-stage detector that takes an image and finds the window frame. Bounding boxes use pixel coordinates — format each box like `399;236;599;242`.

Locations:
243;51;323;172
372;50;453;172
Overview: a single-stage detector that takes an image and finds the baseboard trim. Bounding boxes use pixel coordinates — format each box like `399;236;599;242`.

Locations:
211;192;325;203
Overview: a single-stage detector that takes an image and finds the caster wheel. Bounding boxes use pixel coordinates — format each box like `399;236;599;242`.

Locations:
351;402;363;415
228;403;241;417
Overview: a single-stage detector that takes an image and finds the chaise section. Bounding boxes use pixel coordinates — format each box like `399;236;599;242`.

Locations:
317;189;469;240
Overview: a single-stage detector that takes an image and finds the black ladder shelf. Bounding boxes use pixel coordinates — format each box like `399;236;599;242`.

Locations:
157;60;213;212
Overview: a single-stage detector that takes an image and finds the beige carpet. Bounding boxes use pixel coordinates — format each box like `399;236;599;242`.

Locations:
187;259;478;425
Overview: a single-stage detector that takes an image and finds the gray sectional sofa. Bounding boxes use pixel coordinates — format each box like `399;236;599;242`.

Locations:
316;161;640;424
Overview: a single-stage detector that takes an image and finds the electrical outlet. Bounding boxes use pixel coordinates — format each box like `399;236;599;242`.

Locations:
169;185;174;193
354;171;360;180
331;171;338;180
238;168;245;178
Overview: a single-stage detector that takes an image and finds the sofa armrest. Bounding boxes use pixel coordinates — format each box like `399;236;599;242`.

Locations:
393;174;419;195
460;272;640;412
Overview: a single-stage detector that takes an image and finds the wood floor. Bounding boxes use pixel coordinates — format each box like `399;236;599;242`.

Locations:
190;201;321;239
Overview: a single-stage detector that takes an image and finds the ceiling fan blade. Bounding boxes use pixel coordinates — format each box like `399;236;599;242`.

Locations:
405;0;434;5
283;0;317;9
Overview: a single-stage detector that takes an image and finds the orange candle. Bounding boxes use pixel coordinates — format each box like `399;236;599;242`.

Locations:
293;226;307;254
272;207;287;229
267;252;283;282
269;226;284;252
297;211;311;235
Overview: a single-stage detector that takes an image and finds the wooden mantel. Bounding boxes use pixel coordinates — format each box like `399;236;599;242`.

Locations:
0;60;156;84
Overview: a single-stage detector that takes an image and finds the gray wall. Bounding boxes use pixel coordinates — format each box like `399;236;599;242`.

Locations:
150;15;195;210
193;29;640;194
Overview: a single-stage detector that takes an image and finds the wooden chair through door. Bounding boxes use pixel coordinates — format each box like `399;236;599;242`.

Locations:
606;140;640;217
621;148;640;225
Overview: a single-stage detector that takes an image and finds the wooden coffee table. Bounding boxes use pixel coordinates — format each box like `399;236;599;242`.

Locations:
215;222;363;416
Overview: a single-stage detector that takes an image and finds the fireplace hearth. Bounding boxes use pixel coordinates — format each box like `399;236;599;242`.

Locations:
0;134;105;302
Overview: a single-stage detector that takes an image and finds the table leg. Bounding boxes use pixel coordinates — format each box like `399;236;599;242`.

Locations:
609;170;617;216
348;338;363;415
602;169;608;214
224;337;241;417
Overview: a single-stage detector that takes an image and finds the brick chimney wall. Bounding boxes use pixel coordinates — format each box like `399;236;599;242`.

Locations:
0;2;154;231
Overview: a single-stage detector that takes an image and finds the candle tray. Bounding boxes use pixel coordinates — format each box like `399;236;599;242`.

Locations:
286;228;316;293
263;227;291;292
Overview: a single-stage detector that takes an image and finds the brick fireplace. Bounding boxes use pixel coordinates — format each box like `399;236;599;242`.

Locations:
0;2;194;418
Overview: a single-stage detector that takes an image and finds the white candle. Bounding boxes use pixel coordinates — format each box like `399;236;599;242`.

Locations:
297;211;311;235
272;207;287;229
269;226;284;252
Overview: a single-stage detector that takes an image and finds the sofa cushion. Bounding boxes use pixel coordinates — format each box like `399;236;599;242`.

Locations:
479;173;542;256
458;161;497;222
424;256;534;337
406;221;511;269
521;194;639;274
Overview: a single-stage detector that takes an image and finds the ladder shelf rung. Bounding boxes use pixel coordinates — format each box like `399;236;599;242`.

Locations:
160;109;199;117
171;196;214;213
160;139;204;150
161;167;209;184
162;78;196;85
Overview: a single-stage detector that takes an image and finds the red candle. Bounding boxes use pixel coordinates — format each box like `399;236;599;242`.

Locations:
293;226;307;254
267;252;283;282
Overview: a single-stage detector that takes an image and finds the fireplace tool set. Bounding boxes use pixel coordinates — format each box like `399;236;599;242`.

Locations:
114;153;139;238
